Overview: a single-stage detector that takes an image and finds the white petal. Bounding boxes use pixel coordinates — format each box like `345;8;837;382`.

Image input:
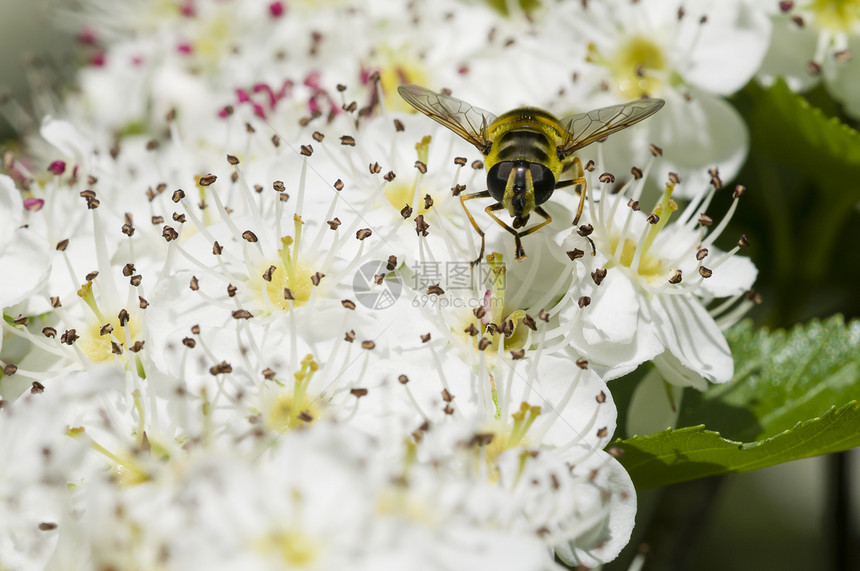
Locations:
39;117;93;163
597;87;748;197
564;305;664;381
560;267;664;378
697;253;758;299
0;228;50;309
581;271;639;347
650;294;733;384
757;16;821;93
0;177;50;309
824;36;860;119
651;88;750;197
555;451;637;568
684;0;773;95
0;174;23;242
652;350;709;391
530;354;617;450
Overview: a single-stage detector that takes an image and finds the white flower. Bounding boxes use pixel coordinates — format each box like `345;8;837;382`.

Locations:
0;175;51;310
0;1;779;565
547;0;771;195
555;161;758;388
758;1;860;118
0;369;110;570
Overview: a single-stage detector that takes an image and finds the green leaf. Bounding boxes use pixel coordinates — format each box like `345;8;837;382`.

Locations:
613;401;860;490
614;316;860;489
734;84;860;323
678;316;860;442
748;78;860;183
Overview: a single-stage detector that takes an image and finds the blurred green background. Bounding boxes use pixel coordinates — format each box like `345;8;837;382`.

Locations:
1;1;857;569
0;1;75;141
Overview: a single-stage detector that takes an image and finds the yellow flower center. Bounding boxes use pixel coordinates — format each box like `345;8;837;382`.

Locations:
607;35;667;99
485;0;542;16
79;314;142;363
451;254;530;355
265;355;321;431
384;181;428;213
258;529;319;567
812;0;860;32
76;282;143;364
254;226;316;313
384;136;436;214
266;393;321;432
259;261;314;311
376;489;435;523
605;184;678;285
375;47;429;113
112;458;151;487
194;13;234;63
611;237;666;284
472;402;542;482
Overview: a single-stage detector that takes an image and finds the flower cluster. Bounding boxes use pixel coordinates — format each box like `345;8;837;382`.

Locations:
0;1;766;568
759;0;860;117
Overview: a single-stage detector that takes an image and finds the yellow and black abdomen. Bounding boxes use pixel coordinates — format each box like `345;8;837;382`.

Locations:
484;107;568;179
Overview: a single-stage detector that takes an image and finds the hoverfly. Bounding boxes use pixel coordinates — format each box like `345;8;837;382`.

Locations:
398;84;665;265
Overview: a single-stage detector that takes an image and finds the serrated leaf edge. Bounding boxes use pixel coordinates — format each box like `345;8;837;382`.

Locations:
612;401;859;487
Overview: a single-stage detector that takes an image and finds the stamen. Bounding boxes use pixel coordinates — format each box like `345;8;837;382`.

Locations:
628;218;653;275
89;207;120;309
663;225;707;275
610;198;637;264
701;187;742;248
714;298;756;330
678;183;716;228
708;291;746;320
427;343;457;416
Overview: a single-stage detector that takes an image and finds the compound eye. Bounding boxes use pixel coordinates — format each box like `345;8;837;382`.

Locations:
530;164;555;205
487;162;513;203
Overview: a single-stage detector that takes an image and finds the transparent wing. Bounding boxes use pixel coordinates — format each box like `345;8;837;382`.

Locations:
397;84;497;153
558;98;665;156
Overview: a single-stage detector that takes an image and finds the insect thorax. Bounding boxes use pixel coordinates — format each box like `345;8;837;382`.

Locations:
484;107;567;177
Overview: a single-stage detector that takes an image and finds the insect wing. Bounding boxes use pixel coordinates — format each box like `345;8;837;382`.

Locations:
397;84;497;152
558;98;665;156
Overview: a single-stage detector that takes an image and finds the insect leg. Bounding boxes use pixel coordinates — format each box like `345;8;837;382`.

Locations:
483;205;554;261
460;190;492;266
555;158;588;224
517;206;553;238
484;204;525;260
570;156;587;225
